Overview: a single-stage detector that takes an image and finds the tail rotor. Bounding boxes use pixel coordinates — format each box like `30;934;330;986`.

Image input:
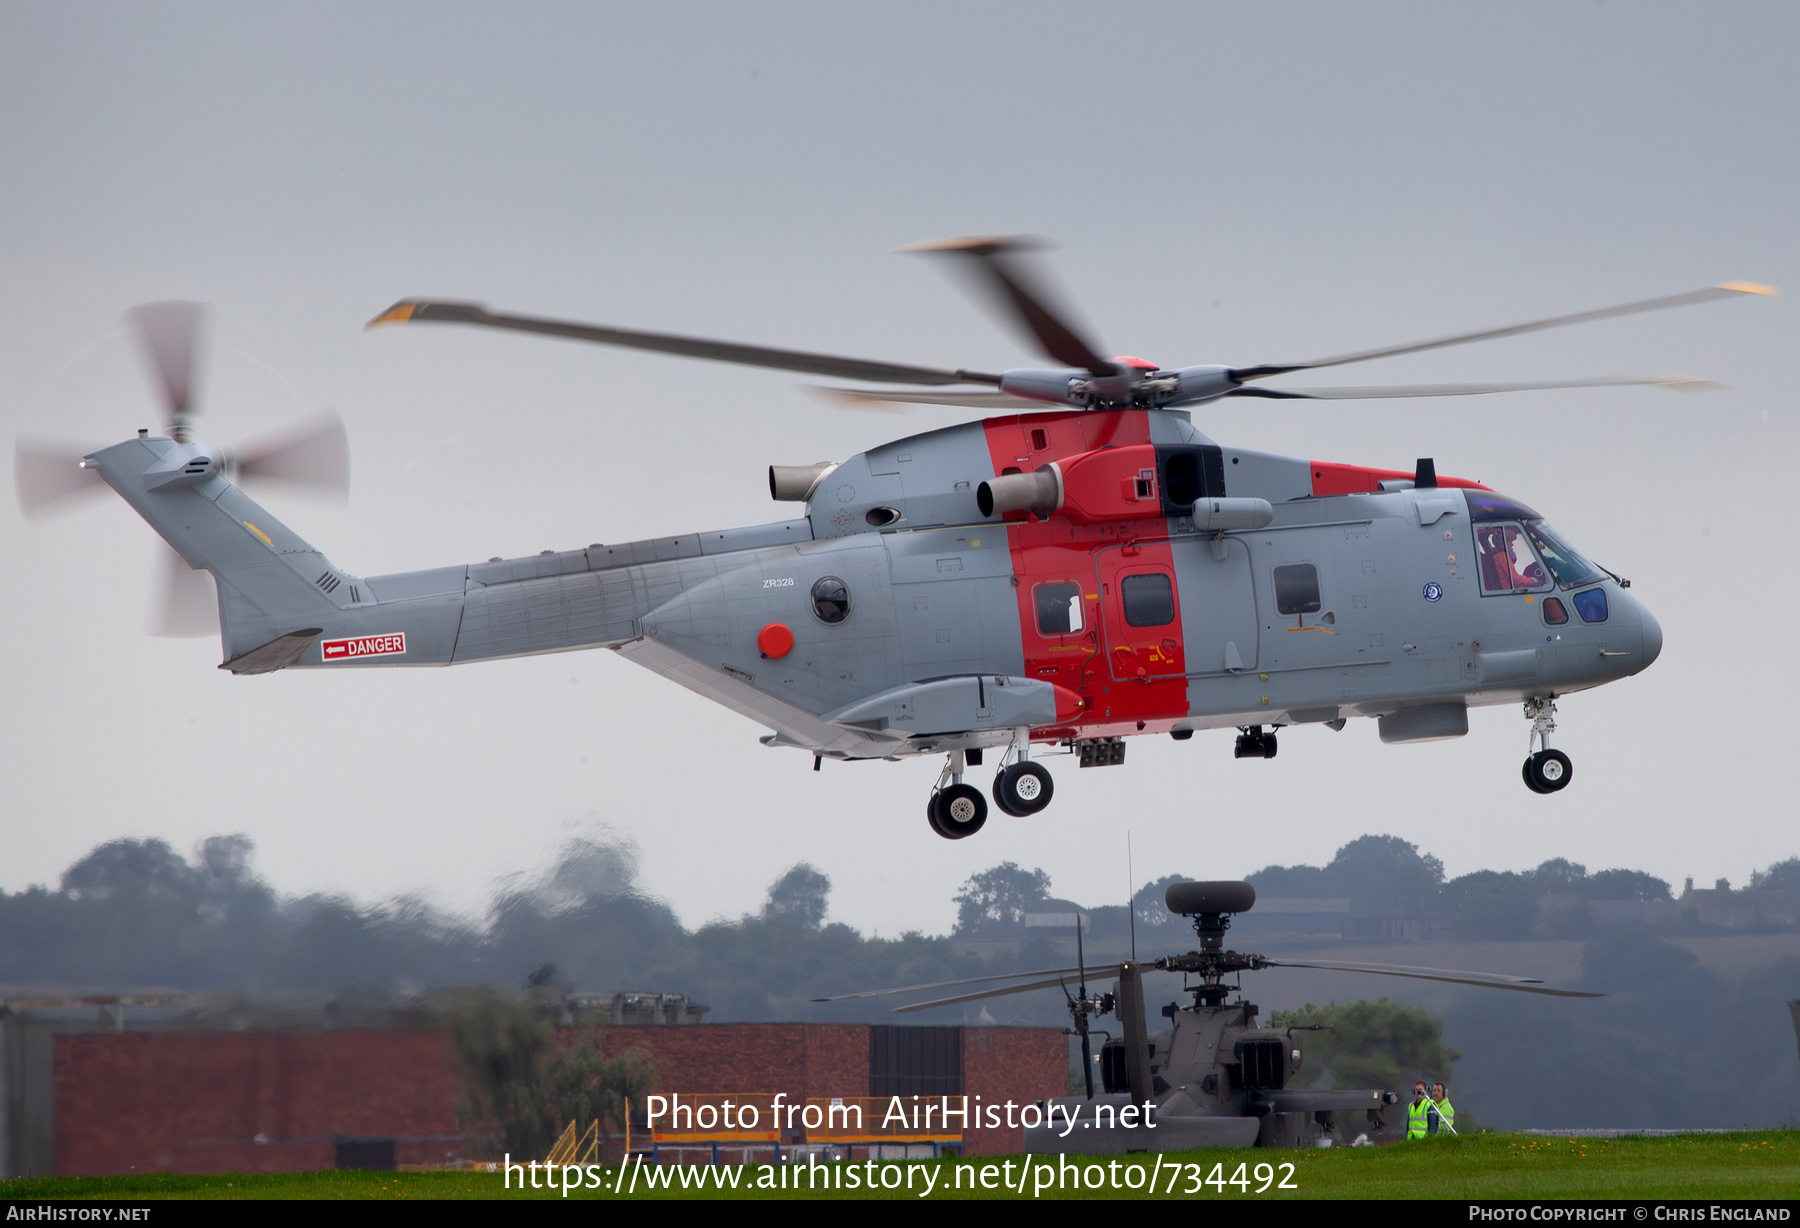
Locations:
13;302;352;636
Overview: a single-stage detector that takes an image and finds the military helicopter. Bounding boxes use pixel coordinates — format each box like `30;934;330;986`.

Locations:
16;240;1774;835
818;879;1601;1151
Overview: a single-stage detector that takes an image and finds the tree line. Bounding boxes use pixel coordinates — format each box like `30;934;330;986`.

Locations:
6;831;1798;1131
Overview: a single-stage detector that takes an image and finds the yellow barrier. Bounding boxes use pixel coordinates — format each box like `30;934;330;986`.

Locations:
546;1118;601;1166
623;1093;965;1161
803;1096;962;1145
626;1093;784;1163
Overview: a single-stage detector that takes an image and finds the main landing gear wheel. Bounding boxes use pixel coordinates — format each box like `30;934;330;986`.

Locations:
1524;749;1573;793
993;761;1054;816
928;784;988;839
926;796;950;836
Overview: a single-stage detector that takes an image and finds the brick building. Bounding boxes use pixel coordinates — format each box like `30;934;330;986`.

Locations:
1;999;1063;1176
594;1023;1064;1156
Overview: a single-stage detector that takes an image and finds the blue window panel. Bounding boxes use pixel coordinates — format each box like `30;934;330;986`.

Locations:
1572;588;1608;623
1465;491;1543;522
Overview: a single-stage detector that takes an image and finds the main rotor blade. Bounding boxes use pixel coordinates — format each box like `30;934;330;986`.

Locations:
14;436;106;519
892;966;1127;1013
152;546;218;638
1264;958;1603;997
369;299;1000;387
1227;374;1719;400
899;236;1113;374
1231;282;1778;382
127;302;206;421
812;964;1100;1003
811;386;1047;412
231;412;350;500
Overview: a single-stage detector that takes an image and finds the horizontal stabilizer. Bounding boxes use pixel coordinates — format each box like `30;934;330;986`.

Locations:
219;628;322;675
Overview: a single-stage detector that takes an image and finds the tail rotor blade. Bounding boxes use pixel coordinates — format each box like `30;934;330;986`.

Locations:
14;437;106;519
127;302;206;423
152;545;218;638
231;412;350;500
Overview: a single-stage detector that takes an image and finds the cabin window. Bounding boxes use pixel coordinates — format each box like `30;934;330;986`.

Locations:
1033;582;1085;635
1273;564;1321;615
1572;588;1609;623
1542;597;1570;626
1121;573;1176;627
1475;524;1550;594
811;576;851;624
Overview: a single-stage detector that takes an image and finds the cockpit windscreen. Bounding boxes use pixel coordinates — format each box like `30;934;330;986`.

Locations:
1523;521;1603;589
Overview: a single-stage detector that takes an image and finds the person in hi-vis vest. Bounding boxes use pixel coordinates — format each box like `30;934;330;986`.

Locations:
1428;1082;1456;1135
1405;1080;1430;1139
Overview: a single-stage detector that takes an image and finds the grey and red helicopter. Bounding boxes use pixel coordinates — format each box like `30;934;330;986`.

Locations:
15;239;1774;837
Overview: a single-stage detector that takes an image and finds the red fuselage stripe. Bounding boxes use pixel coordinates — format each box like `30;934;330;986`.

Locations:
979;410;1188;739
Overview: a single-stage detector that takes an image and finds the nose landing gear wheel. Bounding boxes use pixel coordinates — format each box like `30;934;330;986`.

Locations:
928;784;988;838
1234;727;1278;759
1523;749;1573;793
994;761;1054;816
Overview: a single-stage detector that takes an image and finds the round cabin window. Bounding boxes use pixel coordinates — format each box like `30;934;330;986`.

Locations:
811;576;851;624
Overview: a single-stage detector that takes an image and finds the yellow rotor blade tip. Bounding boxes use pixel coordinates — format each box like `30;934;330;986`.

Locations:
365;301;421;329
1717;281;1779;296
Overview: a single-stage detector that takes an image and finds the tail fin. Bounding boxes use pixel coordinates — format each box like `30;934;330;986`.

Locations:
85;433;384;667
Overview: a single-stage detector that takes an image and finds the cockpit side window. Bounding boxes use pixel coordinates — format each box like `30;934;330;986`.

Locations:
1573;588;1609;623
1524;522;1604;589
1474;524;1550;595
1033;581;1085;636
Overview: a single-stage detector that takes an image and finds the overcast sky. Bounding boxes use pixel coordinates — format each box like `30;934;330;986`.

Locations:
3;1;1796;936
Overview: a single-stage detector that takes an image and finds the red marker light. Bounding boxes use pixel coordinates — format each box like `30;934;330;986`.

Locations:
757;623;795;659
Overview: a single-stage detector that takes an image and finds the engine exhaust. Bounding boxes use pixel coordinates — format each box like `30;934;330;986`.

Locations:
977;466;1062;518
769;462;838;502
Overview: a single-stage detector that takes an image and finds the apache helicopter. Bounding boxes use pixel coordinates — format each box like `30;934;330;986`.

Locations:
15;240;1774;836
819;880;1601;1151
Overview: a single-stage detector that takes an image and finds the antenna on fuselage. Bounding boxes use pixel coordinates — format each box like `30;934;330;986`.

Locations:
1127;832;1137;964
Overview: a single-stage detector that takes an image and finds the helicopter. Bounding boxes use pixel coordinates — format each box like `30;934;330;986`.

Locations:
15;239;1774;837
818;879;1601;1151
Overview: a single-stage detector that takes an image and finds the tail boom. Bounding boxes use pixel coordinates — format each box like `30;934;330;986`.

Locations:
85;433;813;673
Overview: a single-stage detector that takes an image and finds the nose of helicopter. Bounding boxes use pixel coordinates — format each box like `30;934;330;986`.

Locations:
1636;597;1663;672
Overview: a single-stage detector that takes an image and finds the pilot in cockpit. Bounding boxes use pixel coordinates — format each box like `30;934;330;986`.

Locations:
1478;524;1547;592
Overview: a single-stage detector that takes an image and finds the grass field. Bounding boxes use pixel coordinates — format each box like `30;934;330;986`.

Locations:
5;1132;1798;1200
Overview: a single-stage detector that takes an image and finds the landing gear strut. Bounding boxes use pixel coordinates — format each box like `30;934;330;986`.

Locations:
926;750;987;839
1234;725;1278;759
1521;697;1572;793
